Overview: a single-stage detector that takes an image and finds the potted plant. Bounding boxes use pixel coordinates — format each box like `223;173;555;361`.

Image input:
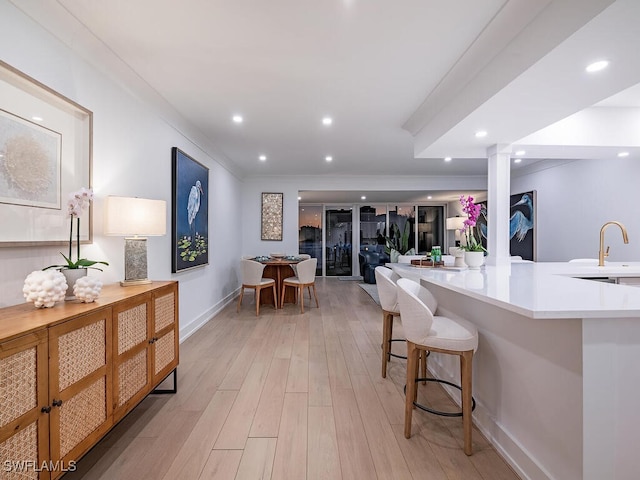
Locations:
44;187;108;298
384;222;416;262
458;195;486;269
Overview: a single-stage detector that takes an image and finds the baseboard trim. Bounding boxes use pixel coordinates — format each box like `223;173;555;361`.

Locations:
178;288;238;343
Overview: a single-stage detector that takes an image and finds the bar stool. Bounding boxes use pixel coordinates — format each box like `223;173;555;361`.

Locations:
396;278;478;455
375;266;405;378
375;266;434;379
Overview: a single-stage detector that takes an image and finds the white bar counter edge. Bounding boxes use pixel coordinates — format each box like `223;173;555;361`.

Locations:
388;261;640;480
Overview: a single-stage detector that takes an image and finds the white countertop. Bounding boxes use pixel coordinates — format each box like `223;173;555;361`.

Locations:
388;261;640;319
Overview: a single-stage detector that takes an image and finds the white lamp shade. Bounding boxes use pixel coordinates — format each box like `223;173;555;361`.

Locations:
104;196;167;236
446;216;466;231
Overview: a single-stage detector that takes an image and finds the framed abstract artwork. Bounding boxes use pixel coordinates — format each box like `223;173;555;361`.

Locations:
171;147;209;272
0;60;92;246
261;192;283;241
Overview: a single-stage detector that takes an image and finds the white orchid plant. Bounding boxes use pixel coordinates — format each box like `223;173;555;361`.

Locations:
44;187;109;271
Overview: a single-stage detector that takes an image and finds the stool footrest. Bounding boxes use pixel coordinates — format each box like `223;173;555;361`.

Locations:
405;378;476;418
388;338;407;359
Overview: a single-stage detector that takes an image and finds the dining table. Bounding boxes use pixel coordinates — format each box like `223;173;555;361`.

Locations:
256;257;301;308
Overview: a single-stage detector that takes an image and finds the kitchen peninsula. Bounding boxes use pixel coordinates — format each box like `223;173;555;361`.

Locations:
389;261;640;480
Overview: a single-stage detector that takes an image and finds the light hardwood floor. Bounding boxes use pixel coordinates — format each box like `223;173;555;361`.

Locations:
66;278;520;480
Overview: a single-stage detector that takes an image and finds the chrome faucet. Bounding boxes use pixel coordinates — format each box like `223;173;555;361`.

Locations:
598;221;629;266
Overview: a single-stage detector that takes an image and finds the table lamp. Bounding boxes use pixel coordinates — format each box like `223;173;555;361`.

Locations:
446;216;466;246
104;196;166;286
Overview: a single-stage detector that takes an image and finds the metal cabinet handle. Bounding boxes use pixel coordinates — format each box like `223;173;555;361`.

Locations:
41;406;52;413
52;399;63;407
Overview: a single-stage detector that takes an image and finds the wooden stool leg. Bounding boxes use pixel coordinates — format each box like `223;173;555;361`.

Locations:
255;287;261;316
404;341;419;438
381;312;391;378
237;287;244;312
413;351;419;404
312;284;319;308
420;349;427;384
299;285;305;313
461;350;474;455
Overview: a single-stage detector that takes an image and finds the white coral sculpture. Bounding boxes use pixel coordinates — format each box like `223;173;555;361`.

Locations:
73;276;103;303
23;270;67;308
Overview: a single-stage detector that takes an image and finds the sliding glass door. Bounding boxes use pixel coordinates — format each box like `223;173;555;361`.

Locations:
325;207;352;276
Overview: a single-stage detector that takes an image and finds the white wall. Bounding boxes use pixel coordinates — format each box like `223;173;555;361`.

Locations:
512;158;640;262
0;2;243;339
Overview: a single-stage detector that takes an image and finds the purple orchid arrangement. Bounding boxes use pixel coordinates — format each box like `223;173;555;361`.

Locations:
459;195;486;252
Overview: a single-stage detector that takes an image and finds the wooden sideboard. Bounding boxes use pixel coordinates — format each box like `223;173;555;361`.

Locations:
0;281;178;479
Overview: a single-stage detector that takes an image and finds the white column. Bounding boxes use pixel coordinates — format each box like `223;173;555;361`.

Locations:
486;144;511;266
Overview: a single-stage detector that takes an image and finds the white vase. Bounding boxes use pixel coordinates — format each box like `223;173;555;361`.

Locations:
61;268;88;300
464;251;484;270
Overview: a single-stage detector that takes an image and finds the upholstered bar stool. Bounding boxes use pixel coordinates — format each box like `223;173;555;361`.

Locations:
375;266;433;379
375;266;405;378
396;278;479;455
237;259;277;316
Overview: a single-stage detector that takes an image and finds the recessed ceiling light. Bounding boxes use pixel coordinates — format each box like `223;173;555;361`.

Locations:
361;196;366;200
515;150;526;156
232;115;243;123
298;196;302;201
32;116;43;122
322;116;333;126
325;156;333;162
427;195;432;200
618;151;630;157
475;130;487;138
259;155;267;161
444;157;452;162
514;158;522;163
586;60;609;73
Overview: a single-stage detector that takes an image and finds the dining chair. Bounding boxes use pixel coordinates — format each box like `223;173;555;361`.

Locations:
281;258;318;313
237;259;277;316
290;254;312;297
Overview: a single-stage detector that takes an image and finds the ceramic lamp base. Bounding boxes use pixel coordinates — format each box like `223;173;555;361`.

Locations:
123;237;149;286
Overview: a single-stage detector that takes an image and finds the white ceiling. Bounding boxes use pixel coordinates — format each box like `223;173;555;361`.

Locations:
12;0;640;189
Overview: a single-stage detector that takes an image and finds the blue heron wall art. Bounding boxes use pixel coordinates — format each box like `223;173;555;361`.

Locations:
476;191;536;261
171;147;209;272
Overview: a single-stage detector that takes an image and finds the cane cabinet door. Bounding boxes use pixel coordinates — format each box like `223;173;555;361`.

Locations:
47;308;113;475
150;283;179;385
111;293;153;422
0;331;50;480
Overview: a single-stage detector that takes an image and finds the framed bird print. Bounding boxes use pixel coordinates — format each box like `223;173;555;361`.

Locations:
475;190;536;261
509;190;536;261
171;147;209;272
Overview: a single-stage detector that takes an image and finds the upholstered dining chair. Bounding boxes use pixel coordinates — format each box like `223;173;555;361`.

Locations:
290;254;312;297
237;259;277;316
281;257;318;313
396;278;478;455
